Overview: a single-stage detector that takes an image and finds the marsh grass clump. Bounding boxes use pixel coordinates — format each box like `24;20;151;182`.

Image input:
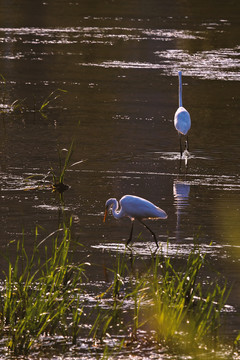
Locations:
25;140;86;194
50;141;74;193
0;230;233;359
144;250;229;352
0;221;86;355
91;247;230;357
25;142;74;193
50;140;86;194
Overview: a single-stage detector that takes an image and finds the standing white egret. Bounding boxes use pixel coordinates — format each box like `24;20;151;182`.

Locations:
103;195;167;248
174;71;191;157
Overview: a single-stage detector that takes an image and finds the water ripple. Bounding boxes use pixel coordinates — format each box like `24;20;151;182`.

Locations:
92;241;239;260
1;26;238;81
156;48;240;80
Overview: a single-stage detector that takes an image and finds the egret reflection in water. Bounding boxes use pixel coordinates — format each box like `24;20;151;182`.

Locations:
173;180;191;241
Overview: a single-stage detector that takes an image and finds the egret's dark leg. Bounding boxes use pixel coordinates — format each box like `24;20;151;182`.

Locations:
186;136;190;152
126;221;134;246
179;135;183;157
138;220;159;248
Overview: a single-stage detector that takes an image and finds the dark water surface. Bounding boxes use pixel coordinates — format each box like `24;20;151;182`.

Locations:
0;0;239;358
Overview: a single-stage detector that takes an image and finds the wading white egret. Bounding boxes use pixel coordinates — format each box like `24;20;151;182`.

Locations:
103;195;167;248
174;71;191;157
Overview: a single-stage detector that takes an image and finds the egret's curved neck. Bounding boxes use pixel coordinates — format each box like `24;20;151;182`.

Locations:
178;71;183;107
111;199;124;219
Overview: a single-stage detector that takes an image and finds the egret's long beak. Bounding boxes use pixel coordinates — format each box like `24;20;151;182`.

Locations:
103;208;108;223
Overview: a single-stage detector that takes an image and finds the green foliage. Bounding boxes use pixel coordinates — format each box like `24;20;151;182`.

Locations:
55;140;75;186
145;249;229;349
0;232;234;358
91;246;229;356
89;251;129;340
39;88;67;118
24;140;86;194
0;221;85;355
234;332;240;349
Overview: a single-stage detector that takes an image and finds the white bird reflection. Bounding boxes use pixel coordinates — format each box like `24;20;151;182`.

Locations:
182;145;190;167
173;180;190;241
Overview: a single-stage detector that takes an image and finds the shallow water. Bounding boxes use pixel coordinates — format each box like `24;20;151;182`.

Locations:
0;0;239;358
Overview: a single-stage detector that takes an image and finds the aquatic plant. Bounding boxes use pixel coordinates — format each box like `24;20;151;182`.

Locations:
0;73;7;111
50;140;75;193
144;250;229;351
90;251;132;342
24;140;85;194
39;88;67;118
0;228;234;359
234;332;240;352
51;140;86;194
91;246;230;356
0;76;67;117
0;220;86;355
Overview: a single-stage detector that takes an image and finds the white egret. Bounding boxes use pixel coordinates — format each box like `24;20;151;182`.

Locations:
174;71;191;157
103;195;167;248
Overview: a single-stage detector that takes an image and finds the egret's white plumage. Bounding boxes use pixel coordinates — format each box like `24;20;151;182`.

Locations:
103;195;167;247
174;107;191;136
174;71;191;156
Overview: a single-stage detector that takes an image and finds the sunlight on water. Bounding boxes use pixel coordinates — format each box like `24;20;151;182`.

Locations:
0;25;239;81
80;51;240;81
0;171;51;191
92;240;240;261
152;151;209;161
155;48;240;80
142;29;204;40
82;60;165;69
33;204;64;211
81;52;240;80
80;169;240;191
0;3;239;358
